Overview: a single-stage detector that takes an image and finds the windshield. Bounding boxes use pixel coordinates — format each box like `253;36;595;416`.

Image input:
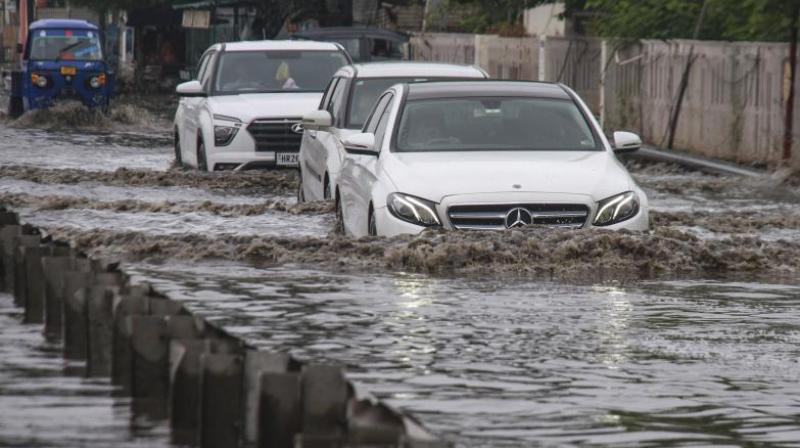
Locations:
214;50;349;94
395;97;600;152
29;29;103;61
348;77;474;129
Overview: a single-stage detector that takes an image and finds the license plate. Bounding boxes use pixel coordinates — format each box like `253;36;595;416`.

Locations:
60;67;77;76
276;153;299;167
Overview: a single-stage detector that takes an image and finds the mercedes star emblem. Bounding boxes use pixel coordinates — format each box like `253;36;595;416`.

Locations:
505;208;533;229
291;123;304;134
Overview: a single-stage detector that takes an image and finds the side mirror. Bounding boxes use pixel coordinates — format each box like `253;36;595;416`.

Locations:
613;131;642;153
302;110;333;131
176;80;206;97
343;132;378;156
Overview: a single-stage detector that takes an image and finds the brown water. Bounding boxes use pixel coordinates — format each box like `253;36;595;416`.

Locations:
1;119;800;447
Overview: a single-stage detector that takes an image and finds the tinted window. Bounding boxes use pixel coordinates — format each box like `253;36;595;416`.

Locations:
196;52;212;81
373;94;394;147
319;77;339;110
327;78;347;120
199;51;216;87
395;97;599;152
214;50;349;94
364;92;393;133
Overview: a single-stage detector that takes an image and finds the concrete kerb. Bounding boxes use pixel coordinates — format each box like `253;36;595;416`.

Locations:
13;232;42;307
0;210;449;448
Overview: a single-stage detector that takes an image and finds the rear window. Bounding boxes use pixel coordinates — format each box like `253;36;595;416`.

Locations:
395;97;599;152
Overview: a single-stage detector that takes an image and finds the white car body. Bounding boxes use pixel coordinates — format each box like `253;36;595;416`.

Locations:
173;40;351;171
336;81;650;237
298;62;487;200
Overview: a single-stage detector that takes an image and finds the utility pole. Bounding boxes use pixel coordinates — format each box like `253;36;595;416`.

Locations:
665;0;709;150
783;3;799;162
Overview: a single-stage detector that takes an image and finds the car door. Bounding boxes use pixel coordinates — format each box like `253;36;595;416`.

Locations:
340;91;394;235
317;77;349;199
301;77;339;200
183;50;215;166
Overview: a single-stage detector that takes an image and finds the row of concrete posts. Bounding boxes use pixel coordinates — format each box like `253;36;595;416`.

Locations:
0;206;446;448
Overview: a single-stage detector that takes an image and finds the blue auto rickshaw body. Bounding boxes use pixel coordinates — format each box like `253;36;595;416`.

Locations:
10;19;114;116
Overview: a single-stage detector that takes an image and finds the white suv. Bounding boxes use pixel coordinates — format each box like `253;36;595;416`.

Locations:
297;62;487;201
173;41;351;171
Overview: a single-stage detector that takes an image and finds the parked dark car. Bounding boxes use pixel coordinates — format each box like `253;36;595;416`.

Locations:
292;27;409;62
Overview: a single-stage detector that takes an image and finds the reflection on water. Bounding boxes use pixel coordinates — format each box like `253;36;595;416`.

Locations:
0;293;174;447
129;262;800;447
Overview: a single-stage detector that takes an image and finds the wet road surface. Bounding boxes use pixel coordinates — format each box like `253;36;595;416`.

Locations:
1;115;799;447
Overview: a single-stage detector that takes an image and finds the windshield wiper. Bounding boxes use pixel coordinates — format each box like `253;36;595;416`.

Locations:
55;40;89;62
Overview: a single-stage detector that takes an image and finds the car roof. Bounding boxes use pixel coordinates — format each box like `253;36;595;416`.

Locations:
214;40;345;53
404;81;570;100
30;19;98;31
335;62;487;79
293;27;409;42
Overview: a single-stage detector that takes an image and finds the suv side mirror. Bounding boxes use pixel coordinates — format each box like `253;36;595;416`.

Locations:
343;132;378;156
302;110;333;131
613;131;642;153
176;80;206;97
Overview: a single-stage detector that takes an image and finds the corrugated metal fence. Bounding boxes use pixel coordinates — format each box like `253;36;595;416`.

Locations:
410;33;799;166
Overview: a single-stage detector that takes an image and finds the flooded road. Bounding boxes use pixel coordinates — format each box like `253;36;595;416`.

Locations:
1;114;799;447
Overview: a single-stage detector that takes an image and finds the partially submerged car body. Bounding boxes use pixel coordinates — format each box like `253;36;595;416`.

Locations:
8;19;114;117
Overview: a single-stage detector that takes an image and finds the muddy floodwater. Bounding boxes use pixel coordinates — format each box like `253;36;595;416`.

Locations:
1;114;800;447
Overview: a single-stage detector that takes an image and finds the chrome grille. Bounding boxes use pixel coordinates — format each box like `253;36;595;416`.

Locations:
247;118;302;152
447;204;590;230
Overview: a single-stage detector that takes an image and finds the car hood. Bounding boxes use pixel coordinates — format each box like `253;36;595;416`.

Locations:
209;92;322;122
382;150;634;202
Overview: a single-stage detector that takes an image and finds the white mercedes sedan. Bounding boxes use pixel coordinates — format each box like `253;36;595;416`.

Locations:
335;81;649;237
298;62;487;202
173;41;350;171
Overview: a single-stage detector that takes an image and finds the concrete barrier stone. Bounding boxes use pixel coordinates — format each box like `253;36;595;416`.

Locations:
62;274;92;360
22;245;51;323
129;315;169;400
13;234;41;307
169;339;208;444
0;225;21;293
41;255;74;339
86;285;119;377
243;351;291;446
199;353;243;448
301;364;348;438
111;292;149;393
258;371;302;448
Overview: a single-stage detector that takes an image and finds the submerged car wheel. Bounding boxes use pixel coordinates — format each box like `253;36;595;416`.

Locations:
297;173;306;203
197;140;209;172
368;208;377;237
324;175;332;200
174;130;183;166
335;195;345;235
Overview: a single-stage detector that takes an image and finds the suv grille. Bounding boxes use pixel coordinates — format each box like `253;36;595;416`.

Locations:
447;204;590;230
247;118;302;152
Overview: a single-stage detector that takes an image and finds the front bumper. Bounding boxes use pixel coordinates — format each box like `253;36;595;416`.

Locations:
373;190;650;237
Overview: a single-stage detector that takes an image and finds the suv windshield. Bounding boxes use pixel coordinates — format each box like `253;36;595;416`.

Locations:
395;97;599;152
214;50;349;94
29;30;103;61
348;77;468;129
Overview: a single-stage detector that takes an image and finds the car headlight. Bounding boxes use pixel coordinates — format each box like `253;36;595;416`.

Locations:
31;73;48;88
387;193;441;227
593;191;639;226
213;114;242;147
89;73;106;89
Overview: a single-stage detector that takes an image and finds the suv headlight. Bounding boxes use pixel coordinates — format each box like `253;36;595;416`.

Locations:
387;193;441;227
213;114;241;147
593;191;639;226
